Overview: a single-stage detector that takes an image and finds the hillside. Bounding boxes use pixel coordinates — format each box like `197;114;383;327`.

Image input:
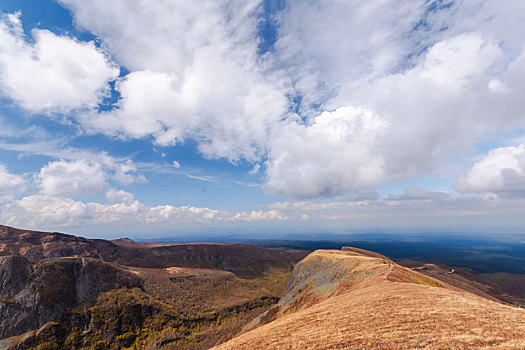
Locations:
0;225;307;278
0;225;308;349
4;225;525;349
401;260;525;307
214;247;525;349
0;256;142;340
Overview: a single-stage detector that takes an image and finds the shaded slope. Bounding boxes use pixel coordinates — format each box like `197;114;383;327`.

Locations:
402;260;525;307
1;265;292;350
0;225;307;349
0;256;141;339
214;247;525;349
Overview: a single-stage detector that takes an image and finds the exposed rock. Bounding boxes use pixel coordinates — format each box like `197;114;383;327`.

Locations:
0;256;142;339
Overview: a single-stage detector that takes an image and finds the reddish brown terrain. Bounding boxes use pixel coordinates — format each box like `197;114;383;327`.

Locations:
214;247;525;349
3;224;525;349
0;225;308;349
0;225;307;278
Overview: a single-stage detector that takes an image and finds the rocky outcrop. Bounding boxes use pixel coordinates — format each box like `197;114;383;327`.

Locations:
0;256;142;339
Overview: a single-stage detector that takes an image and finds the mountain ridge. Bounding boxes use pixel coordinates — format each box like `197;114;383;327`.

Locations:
214;247;525;349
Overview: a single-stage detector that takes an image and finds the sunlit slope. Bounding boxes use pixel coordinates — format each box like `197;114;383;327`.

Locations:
214;247;525;349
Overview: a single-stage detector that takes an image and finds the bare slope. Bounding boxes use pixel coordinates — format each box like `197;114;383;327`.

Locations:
0;225;307;278
214;247;525;350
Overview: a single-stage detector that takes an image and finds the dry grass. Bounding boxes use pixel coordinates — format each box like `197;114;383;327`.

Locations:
214;249;525;350
408;274;443;288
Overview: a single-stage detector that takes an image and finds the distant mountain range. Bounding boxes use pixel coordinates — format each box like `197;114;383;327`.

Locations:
0;225;306;278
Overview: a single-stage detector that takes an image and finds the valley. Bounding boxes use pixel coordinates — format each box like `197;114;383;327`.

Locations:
2;225;525;349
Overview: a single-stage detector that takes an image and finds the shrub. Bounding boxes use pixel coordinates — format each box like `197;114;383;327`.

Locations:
1;297;16;304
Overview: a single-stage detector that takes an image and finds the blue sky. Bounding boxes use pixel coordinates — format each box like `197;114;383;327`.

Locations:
0;0;525;239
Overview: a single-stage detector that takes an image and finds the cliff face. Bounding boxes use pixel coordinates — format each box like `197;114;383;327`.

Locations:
0;256;141;339
214;247;525;350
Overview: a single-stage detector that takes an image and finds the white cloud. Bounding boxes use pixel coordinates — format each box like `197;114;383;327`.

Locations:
266;1;525;198
265;106;388;198
455;143;525;194
328;33;525;187
172;160;181;169
248;163;260;175
37;156;143;197
233;209;287;222
419;33;501;89
59;0;290;162
272;0;428;115
0;12;118;112
4;0;525;205
0;194;288;229
0;164;25;194
0;139;145;185
105;188;134;204
50;0;525;200
38;159;108;196
100;154;144;185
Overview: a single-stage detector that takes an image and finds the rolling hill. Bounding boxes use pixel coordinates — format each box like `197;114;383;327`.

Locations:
214;247;525;349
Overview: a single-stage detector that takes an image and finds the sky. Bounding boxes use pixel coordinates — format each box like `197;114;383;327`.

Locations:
0;0;525;239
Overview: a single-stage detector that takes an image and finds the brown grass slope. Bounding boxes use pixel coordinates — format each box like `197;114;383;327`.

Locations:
401;260;525;307
214;247;525;350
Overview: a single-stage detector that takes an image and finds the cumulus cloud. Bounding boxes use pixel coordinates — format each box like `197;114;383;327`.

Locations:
4;0;525;203
0;194;288;229
59;0;290;161
37;157;143;197
455;143;525;194
0;164;25;194
418;33;501;89
233;209;287;222
63;0;525;199
272;0;427;115
266;0;525;197
105;188;134;204
315;32;525;190
38;159;107;196
265;106;388;198
0;12;118;112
